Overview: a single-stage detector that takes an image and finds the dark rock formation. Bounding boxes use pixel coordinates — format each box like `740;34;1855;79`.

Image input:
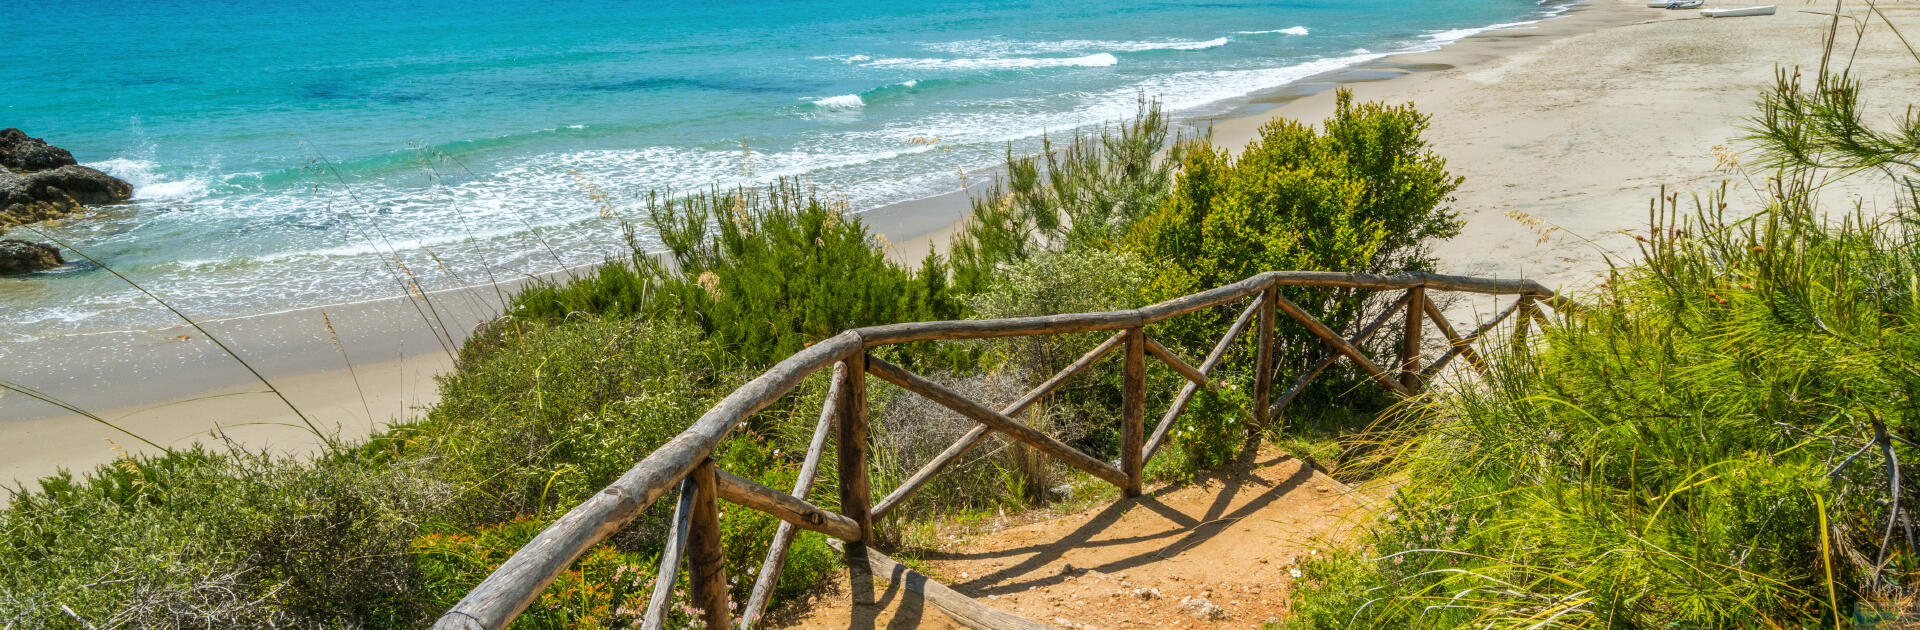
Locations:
0;128;78;172
0;239;63;274
0;129;133;227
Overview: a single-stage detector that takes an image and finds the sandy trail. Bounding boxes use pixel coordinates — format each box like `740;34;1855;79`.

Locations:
773;445;1379;629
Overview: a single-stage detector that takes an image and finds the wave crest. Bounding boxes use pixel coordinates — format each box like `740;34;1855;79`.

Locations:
810;94;866;109
87;158;212;201
1238;26;1310;36
865;52;1118;71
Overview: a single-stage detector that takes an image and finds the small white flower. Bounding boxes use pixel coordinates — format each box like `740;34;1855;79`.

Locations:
1288;568;1303;579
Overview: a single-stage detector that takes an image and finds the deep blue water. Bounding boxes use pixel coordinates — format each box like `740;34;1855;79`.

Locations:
0;0;1571;338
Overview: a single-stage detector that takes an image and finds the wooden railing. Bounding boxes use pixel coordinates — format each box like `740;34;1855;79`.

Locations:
429;270;1562;630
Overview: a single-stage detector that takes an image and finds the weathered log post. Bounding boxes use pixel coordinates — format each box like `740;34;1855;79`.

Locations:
1400;287;1426;392
1253;287;1276;428
835;350;875;603
1121;327;1146;497
1511;296;1536;353
686;459;731;628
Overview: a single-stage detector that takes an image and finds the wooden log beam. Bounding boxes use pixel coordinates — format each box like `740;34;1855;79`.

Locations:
714;468;862;542
1122;328;1146;497
1253;289;1276;428
837;352;877;605
1420;298;1490;379
1142;293;1263;462
1270;292;1412;397
1143;336;1209;390
1511;296;1536;353
1261;270;1554;296
850;272;1556;346
686;459;731;629
1400;287;1426;393
1423;297;1525;380
857;311;1144;345
866;356;1130;488
740;365;843;628
1268;292;1410;419
870;331;1127;519
828;540;1057;630
431;331;860;630
640;477;698;630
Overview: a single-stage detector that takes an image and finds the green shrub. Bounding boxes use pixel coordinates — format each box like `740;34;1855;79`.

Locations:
511;182;963;367
1125;88;1460;414
408;319;733;529
1;446;438;628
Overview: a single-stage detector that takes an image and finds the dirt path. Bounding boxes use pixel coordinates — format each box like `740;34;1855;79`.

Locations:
773;445;1381;629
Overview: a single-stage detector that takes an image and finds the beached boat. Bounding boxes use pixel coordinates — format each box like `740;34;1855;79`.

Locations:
1701;5;1776;16
1647;0;1673;7
1667;0;1705;9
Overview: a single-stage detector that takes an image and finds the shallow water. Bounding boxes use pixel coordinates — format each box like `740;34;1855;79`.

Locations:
1;0;1573;339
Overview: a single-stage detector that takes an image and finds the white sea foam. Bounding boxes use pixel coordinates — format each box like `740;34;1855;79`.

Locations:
1417;10;1567;48
865;52;1118;71
1238;26;1309;35
1108;37;1230;51
898;79;918;88
87;157;211;200
811;94;866;109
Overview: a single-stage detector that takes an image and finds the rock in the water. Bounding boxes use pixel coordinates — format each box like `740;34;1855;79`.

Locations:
0;129;77;172
0;129;133;227
0;239;63;274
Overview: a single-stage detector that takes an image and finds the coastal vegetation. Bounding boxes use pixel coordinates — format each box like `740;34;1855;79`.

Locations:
1284;56;1920;627
1;91;1459;627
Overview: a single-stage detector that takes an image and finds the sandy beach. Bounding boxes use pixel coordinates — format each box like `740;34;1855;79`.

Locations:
7;0;1916;489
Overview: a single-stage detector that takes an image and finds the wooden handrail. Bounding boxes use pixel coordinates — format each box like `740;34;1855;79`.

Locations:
431;270;1561;630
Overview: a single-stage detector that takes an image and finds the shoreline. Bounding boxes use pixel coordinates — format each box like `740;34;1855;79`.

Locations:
14;0;1909;489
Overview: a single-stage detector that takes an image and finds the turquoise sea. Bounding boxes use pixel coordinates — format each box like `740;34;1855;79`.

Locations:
1;0;1572;339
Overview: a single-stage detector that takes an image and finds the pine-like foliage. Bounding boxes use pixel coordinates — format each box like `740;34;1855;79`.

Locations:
511;181;962;366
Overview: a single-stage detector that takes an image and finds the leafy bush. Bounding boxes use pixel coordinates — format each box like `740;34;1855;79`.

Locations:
1126;88;1460;414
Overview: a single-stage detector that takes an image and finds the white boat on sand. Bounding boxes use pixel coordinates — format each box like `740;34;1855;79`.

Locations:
1701;5;1776;16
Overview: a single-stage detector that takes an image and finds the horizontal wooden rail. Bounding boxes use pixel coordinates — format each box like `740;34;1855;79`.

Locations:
715;468;862;542
432;270;1562;630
